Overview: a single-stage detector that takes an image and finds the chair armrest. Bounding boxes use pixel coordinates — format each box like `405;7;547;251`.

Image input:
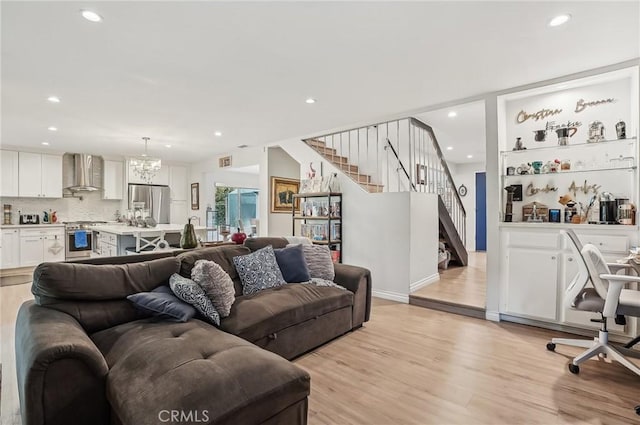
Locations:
608;263;634;274
599;274;640;283
334;263;372;324
16;301;110;425
599;274;640;318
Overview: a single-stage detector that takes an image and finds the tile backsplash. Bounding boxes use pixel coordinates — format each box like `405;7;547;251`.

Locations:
1;192;123;223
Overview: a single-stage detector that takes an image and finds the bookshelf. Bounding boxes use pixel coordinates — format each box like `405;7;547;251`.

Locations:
292;192;342;263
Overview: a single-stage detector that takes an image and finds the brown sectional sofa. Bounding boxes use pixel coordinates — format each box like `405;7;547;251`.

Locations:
15;237;372;425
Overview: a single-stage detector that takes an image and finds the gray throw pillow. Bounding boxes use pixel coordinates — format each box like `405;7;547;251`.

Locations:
302;245;335;281
169;274;220;326
127;285;197;322
233;245;286;295
191;259;235;318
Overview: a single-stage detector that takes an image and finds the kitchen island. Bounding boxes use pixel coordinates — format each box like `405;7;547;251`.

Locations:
92;223;206;256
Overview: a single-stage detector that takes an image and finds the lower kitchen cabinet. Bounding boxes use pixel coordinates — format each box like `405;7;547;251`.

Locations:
19;228;65;267
505;248;559;321
1;229;20;269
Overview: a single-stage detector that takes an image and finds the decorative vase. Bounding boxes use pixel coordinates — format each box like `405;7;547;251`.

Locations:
180;218;198;249
231;228;247;245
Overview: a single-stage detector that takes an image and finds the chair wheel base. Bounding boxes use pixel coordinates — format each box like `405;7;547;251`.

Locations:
546;342;556;351
568;363;580;374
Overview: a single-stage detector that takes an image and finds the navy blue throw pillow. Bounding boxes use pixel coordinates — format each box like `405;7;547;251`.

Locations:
127;285;196;322
274;244;311;283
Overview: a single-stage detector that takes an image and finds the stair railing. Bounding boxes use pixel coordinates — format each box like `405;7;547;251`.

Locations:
303;117;466;245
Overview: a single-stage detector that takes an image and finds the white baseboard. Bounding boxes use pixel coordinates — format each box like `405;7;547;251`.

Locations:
409;273;440;293
372;290;409;304
485;311;501;322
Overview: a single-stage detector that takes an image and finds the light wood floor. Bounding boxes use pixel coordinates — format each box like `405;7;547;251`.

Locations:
3;282;640;424
411;251;487;309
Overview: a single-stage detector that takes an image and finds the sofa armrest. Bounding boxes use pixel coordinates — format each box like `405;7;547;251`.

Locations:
16;301;110;425
333;263;372;325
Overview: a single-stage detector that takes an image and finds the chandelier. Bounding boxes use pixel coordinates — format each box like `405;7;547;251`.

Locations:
130;137;161;183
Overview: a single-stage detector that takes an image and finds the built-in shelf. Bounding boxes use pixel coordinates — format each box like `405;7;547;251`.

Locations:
500;137;637;155
502;165;636;178
311;239;342;245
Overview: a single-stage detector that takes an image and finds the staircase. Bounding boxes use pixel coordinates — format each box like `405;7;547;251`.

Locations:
303;117;468;266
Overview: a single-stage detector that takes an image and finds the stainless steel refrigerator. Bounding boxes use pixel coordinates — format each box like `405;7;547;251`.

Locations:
128;184;171;224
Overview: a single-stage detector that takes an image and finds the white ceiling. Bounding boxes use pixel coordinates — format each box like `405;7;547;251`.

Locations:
2;2;638;163
416;101;486;165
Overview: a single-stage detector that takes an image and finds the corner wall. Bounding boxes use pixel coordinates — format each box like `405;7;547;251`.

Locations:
451;161;486;252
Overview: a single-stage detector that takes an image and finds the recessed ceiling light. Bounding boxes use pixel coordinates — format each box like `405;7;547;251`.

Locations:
305;98;316;104
467;154;473;159
165;144;172;148
446;146;453;151
548;14;571;27
48;126;57;131
81;10;103;22
41;142;50;146
214;131;222;137
47;96;60;103
448;111;457;118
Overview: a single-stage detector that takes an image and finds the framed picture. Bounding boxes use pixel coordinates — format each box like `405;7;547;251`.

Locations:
271;176;300;213
416;164;427;185
191;183;199;210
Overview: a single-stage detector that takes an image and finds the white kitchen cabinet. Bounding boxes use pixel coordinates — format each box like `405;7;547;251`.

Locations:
19;228;65;266
1;229;20;269
1;150;19;197
169;166;188;201
170;200;188;224
155;165;170;186
18;152;62;198
505;248;559;321
103;160;124;200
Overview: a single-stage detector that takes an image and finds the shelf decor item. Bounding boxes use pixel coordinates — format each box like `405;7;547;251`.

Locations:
616;119;626;139
271;177;300;213
180;217;198;249
292;192;342;263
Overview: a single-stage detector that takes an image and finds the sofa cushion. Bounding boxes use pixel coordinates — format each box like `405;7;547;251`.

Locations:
274;244;311;283
191;259;235;318
177;245;250;296
302;244;335;280
127;285;196;322
233;246;286;295
90;319;310;425
169;274;220;326
220;283;353;342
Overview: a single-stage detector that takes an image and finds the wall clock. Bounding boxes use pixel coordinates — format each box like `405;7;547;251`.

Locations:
458;184;468;197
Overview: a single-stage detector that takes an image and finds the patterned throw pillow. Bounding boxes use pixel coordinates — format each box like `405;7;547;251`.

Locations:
169;274;220;326
233;245;286;295
191;260;235;318
302;245;335;281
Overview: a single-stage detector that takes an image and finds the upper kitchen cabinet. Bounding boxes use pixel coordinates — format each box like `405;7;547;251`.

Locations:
169;165;187;201
18;152;63;198
103;160;124;200
127;160;169;185
0;150;19;197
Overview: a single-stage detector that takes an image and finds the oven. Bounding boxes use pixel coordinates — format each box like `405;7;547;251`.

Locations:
64;221;105;259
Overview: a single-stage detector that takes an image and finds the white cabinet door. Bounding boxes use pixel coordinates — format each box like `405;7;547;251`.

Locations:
42;233;65;263
1;150;19;197
1;229;20;269
170;200;188;224
169;166;187;201
20;236;44;267
154;165;170;186
41;154;63;198
104;160;124;200
506;248;559;321
18;152;43;197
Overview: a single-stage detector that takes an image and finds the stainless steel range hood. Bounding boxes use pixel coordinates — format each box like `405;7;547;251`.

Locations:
63;153;103;192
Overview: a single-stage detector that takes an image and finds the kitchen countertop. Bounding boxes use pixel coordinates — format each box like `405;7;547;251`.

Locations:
91;224;206;236
0;223;65;229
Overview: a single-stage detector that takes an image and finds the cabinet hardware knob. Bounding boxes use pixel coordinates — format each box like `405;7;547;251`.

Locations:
568;257;573;262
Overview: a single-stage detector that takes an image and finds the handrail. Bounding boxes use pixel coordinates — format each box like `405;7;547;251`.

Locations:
384;138;417;191
409;117;466;216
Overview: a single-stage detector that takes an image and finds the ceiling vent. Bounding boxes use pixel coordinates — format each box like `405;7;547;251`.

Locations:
219;156;232;168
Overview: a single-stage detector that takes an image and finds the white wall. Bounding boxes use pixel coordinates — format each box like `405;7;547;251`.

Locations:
280;139;439;301
451;161;486;251
266;147;300;236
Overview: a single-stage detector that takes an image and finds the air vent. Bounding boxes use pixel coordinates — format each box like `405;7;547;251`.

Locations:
219;156;232;168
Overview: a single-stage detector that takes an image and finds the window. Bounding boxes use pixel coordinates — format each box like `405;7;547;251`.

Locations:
206;186;259;240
